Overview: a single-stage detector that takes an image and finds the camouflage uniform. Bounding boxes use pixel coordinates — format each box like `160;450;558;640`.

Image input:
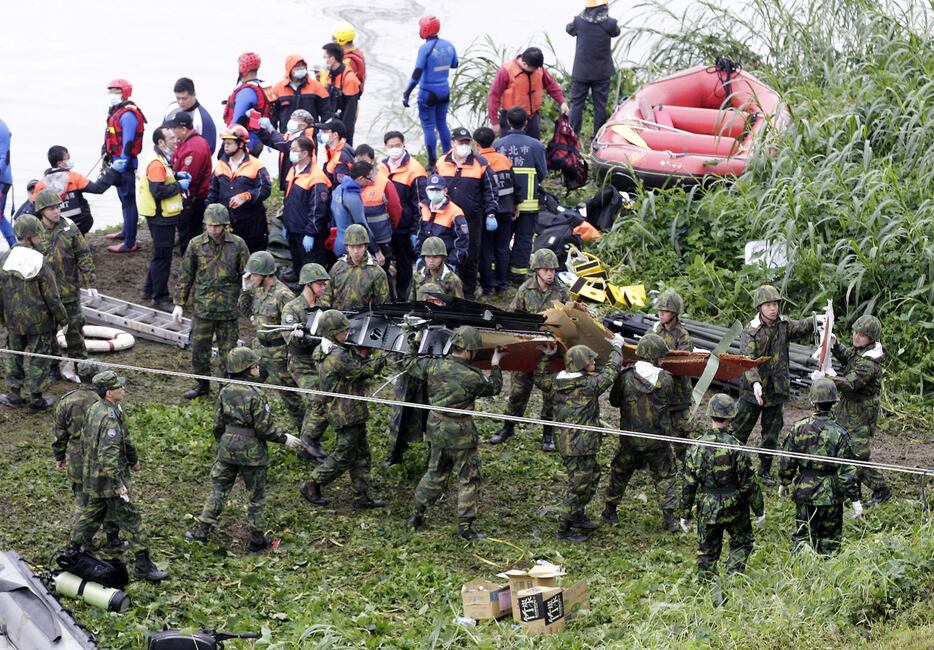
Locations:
410;262;464;300
324;252;391;311
239;278;304;432
309;342;386;495
733;313;816;474
175;231;250;376
653;320;694;463
282;296;328;447
830;341;887;495
683;427;764;577
197;382;286;532
42;217;95;359
0;243;68;398
779;410;859;555
409;356;503;522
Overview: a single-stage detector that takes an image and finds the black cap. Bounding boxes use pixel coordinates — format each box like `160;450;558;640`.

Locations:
26;179;39;191
315;118;346;139
451;127;472;141
165;111;193;129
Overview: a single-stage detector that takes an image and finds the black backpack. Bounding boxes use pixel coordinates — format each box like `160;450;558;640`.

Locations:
585;185;624;232
546;115;589;191
57;549;129;590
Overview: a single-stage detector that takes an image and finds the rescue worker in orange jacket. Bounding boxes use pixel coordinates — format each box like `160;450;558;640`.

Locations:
414;174;469;271
281;136;332;280
354;145;402;288
270;55;331;134
102;78;146;253
207;126;272;253
487;47;569;140
317;118;355;186
321;43;362;145
381;130;428;298
224;52;275;157
258;109;318;192
34;146;122;235
331;22;367;94
473;127;520;296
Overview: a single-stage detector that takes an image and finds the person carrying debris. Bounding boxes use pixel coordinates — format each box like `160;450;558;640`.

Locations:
324;224;390;311
652;290;694;466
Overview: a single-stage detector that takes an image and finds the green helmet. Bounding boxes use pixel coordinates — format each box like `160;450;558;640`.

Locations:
852;314;882;342
655;289;684;315
450;325;482;351
421;236;447;257
318;309;351;338
754;284;782;308
245;251;276;275
299;263;330;285
76;360;100;382
203;203;231;225
565;344;598;373
417;282;445;301
227;346;261;374
92;370;126;390
13;215;44;240
34;189;63;213
344;224;370;246
529;248;559;270
809;377;839;404
706;393;738;419
635;333;669;360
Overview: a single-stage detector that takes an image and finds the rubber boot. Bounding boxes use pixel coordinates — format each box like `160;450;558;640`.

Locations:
541;426;556;452
488;422;515;445
866;485;892;507
246;530;272;552
352;496;387;510
0;392;24;408
183;379;210;400
662;509;681;533
27;393;54;411
601;502;619;524
456;519;488;541
300;480;329;506
184;522;211;542
133;550;168;582
101;531;129;553
572;511;601;531
758;457;777;486
407;509;425;530
556;519;588;542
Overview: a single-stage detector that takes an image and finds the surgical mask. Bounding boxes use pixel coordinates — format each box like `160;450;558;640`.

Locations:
62;159;75;171
286;120;302;134
387;147;404;161
108;93;122;107
454;144;472;158
289;151;301;164
427;189;445;203
292;67;308;80
317;132;329;145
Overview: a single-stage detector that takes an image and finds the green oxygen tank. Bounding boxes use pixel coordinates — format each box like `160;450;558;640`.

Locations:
54;571;130;613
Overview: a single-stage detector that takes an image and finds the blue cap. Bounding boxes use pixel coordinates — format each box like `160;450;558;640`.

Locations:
426;174;446;189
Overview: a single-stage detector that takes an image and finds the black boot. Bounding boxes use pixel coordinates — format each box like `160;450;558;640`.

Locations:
246;530;272;552
866;486;892;507
601;502;619;524
133;550;168;582
541;426;556;452
662;509;681;533
572;511;601;531
758;457;777;486
488;422;515;445
456;520;487;541
407;511;425;530
300;480;329;506
27;393;54;411
0;392;24;408
556;519;588;542
184;522;211;542
352;496;387;510
183;379;210;400
101;531;129;553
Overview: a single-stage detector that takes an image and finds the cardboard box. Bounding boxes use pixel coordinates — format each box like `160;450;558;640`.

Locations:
497;569;535;622
516;586;566;635
562;579;590;621
461;578;511;620
527;565;566;589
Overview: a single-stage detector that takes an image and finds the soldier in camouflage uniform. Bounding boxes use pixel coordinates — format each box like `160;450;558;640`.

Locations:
536;337;625;542
0;215;68;410
410;237;464;300
681;394;764;583
174;204;250;398
733;285;820;485
300;310;387;508
282;263;331;463
186;347;303;551
239;251;304;435
779;379;861;554
407;326;504;540
825;315;890;506
653;290;694;466
489;249;569;450
324;224;391;311
604;333;681;532
67;371;168;581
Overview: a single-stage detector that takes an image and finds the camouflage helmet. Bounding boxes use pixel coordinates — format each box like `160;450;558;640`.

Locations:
245;251;276;275
420;236;447;257
655;289;684;315
203;203;230;225
76;360;100;382
754;284;782;308
92;370;126;390
529;248;559;270
299;263;330;285
635;333;669;360
344;224;370;246
318;309;351;338
450;325;482;351
809;377;839;404
34;188;63;213
706;393;738;419
852;314;882;342
13;215;44;240
565;344;598;373
227;346;261;374
417;282;445;301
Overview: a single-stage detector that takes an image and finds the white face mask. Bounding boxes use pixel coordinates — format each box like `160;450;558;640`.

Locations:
289;151;301;164
108;93;123;107
62;159;75;171
292;67;308;80
426;189;445;203
387;147;405;161
286;120;302;134
454;144;472;158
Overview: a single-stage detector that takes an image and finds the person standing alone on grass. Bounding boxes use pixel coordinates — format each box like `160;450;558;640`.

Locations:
487;47;569;140
566;0;621;136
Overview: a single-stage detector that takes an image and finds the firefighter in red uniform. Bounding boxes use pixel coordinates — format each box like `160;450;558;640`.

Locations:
473;127;520;296
487;47;569;140
224;52;275;157
102;78;146;253
414;174;469;271
321;43;362;146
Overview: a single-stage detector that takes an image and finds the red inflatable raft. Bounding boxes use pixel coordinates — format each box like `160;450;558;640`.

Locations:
591;62;790;188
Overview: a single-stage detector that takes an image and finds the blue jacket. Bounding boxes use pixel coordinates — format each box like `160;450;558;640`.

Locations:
494;130;547;212
404;37;459;101
0;119;11;185
282;163;331;236
331;177;377;256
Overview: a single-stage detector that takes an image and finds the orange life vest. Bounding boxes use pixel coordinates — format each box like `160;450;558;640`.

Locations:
104;102;147;158
223;80;274;124
501;58;544;115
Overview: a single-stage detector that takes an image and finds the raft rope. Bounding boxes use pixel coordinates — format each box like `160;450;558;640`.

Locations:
1;347;932;479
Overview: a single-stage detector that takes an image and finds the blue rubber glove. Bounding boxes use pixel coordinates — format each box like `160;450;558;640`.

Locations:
178;177;191;191
302;235;314;253
111;159;127;173
402;94;411;108
259;117;274;132
282;226;288;238
485;215;498;231
176;171;191;181
410;233;419;249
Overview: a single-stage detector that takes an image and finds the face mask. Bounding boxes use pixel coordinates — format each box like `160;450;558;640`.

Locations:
292;67;308;80
455;144;472;158
108;93;122;107
387;147;404;161
427;190;444;203
286;120;302;134
289;151;301;164
317;132;328;145
62;159;74;171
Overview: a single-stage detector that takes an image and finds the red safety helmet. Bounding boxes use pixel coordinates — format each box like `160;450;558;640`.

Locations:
237;51;262;76
418;15;441;39
107;78;133;99
221;124;250;144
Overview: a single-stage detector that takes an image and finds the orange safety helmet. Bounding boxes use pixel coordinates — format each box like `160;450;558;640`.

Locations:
419;15;441;39
107;78;133;99
237;51;262;76
221;124;250;144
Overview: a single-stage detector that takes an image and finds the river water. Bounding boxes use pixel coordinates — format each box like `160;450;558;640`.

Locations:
1;0;726;230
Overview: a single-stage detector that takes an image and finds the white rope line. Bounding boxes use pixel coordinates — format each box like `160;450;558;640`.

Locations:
3;347;932;478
